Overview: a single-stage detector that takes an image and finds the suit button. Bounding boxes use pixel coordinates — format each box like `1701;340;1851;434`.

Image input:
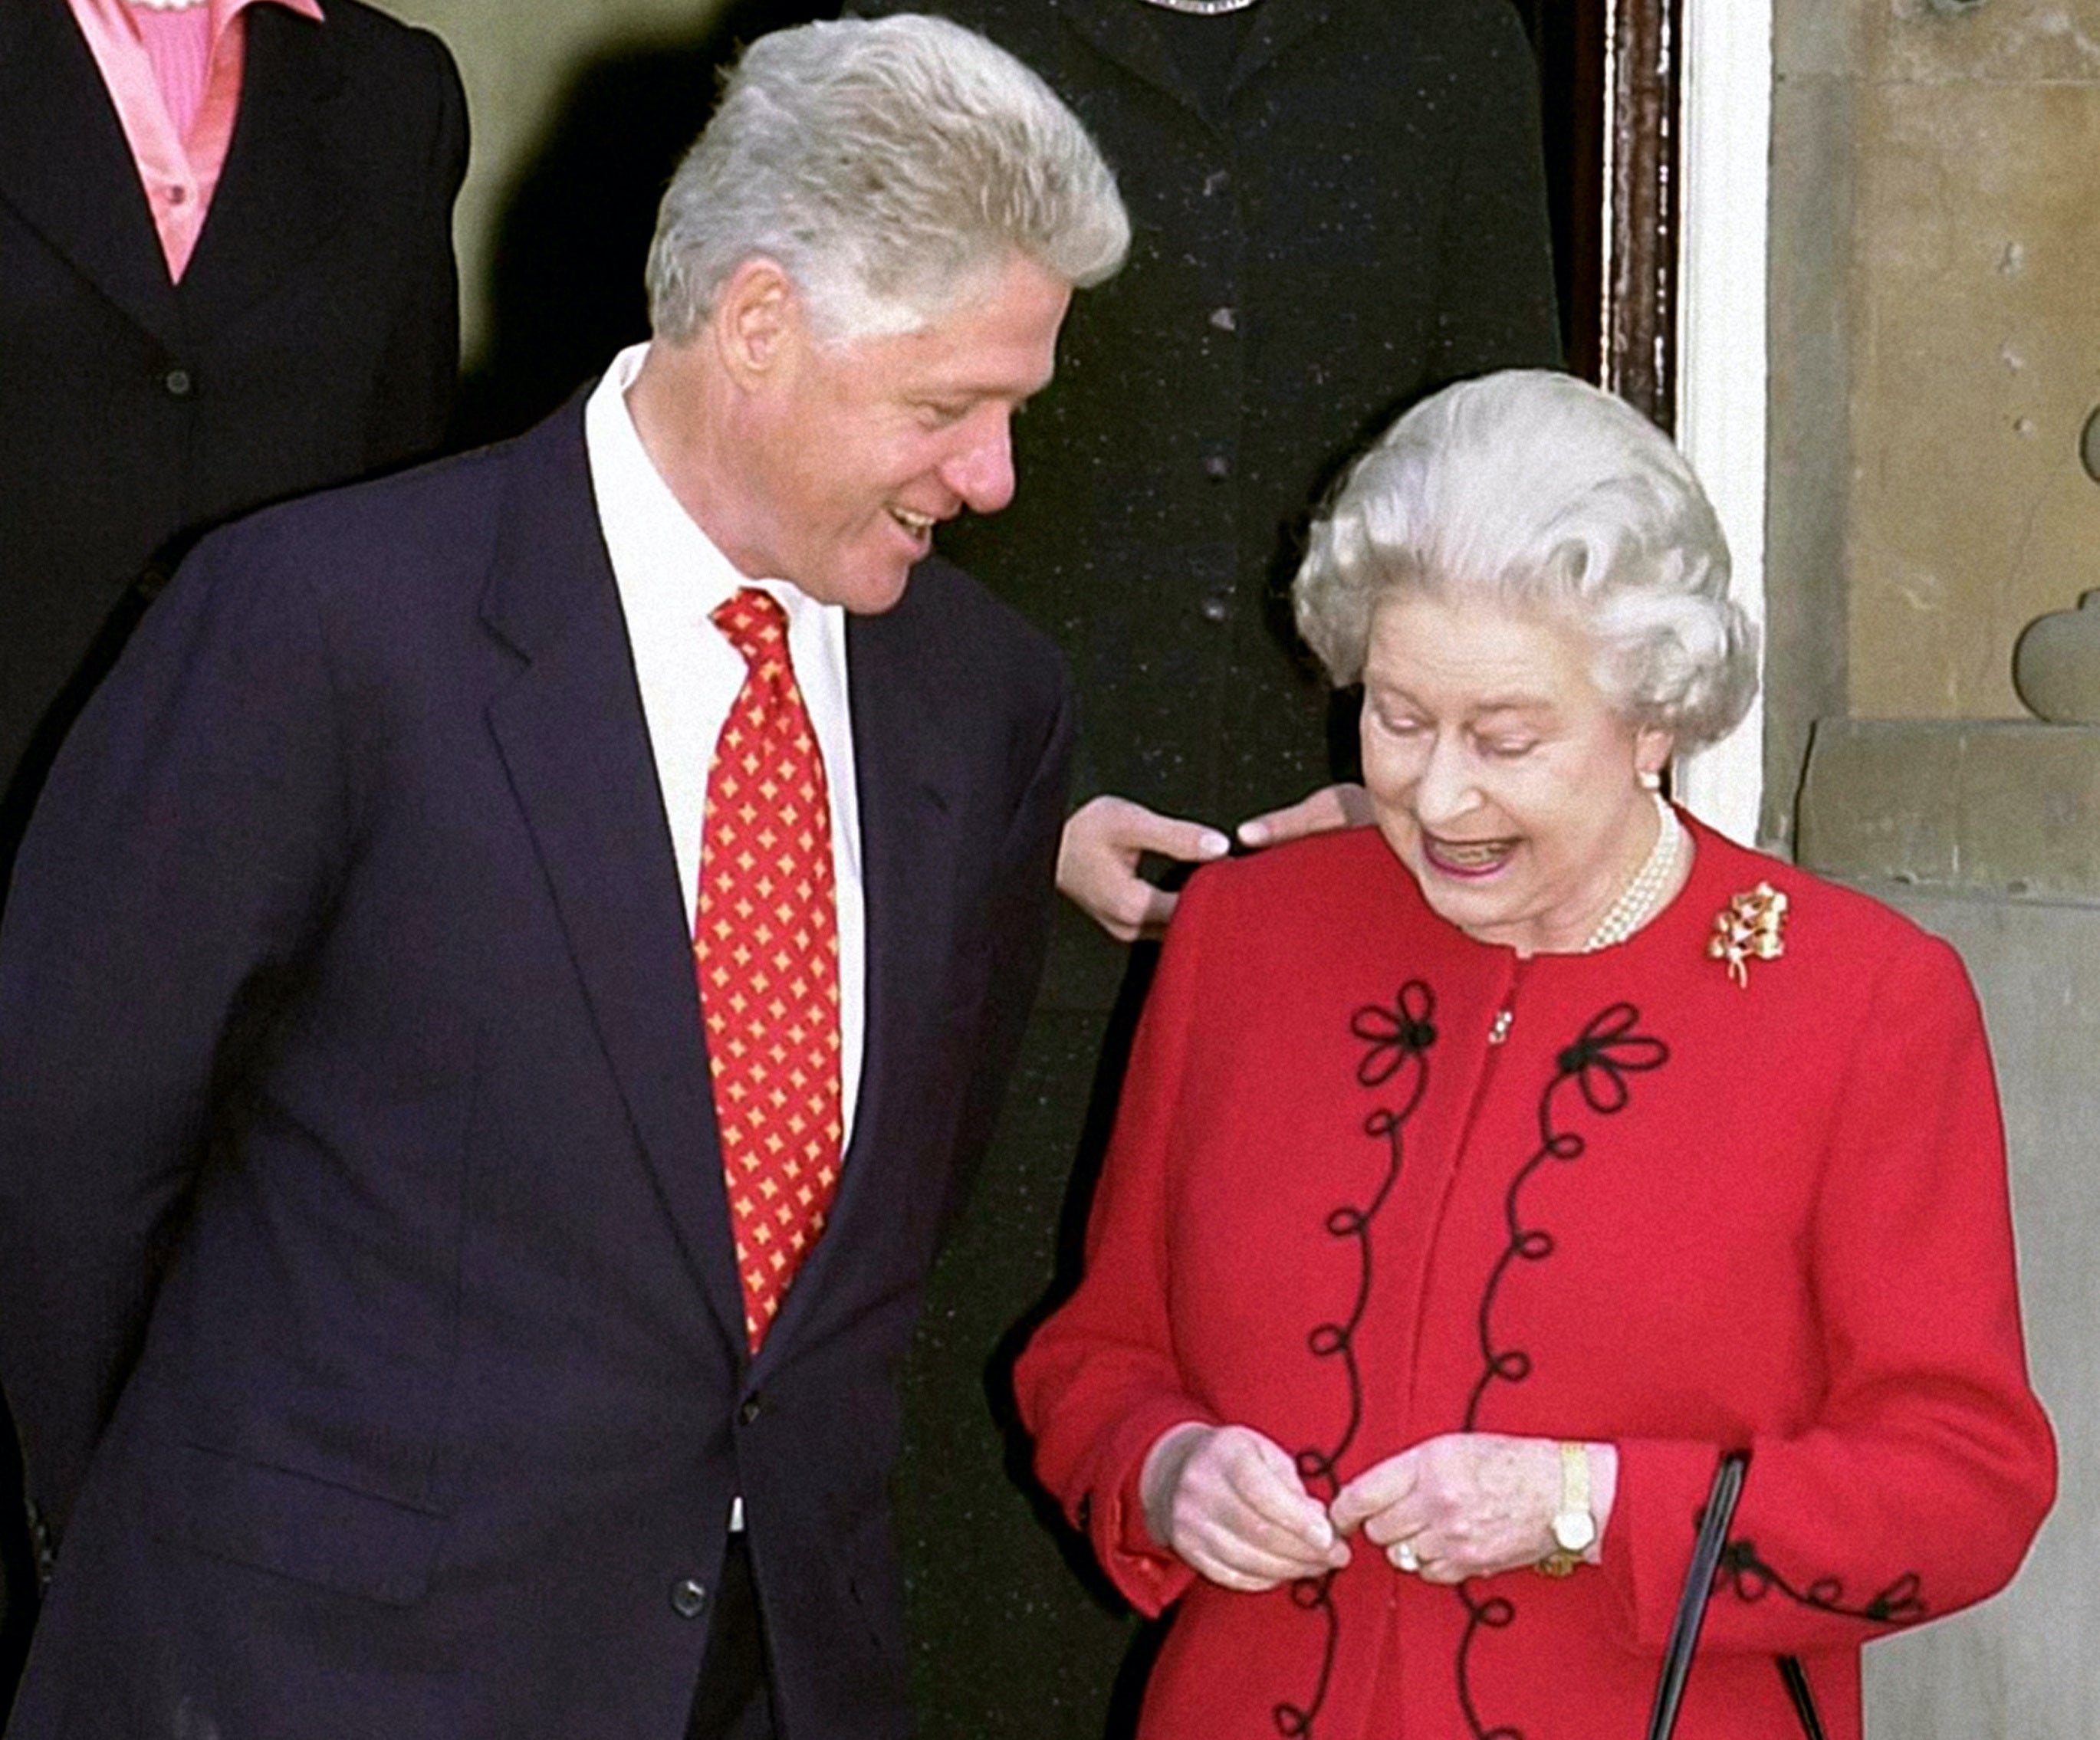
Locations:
670;1577;708;1619
739;1394;766;1426
163;366;194;399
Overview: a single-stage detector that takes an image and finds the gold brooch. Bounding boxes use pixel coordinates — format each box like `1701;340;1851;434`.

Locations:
1707;882;1789;988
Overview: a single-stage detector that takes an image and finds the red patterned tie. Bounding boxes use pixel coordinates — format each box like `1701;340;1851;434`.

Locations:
695;589;844;1353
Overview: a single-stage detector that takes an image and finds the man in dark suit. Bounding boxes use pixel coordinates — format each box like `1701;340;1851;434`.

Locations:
0;15;1126;1736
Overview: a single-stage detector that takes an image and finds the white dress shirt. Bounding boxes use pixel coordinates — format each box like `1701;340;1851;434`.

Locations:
584;343;866;1151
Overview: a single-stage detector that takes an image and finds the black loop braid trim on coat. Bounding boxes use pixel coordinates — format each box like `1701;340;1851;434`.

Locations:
1274;983;1438;1740
1454;1003;1670;1740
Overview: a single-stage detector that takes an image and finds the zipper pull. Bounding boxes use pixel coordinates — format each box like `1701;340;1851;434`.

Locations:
1488;1008;1513;1046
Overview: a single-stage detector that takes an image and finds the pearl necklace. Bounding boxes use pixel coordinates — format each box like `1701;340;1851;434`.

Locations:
1582;791;1684;953
1137;0;1263;15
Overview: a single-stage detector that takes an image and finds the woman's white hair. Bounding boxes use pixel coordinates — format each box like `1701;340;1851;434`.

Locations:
645;13;1130;344
1293;369;1758;753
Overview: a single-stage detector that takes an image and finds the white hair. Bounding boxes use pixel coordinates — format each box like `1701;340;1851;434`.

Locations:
645;13;1129;343
1293;370;1758;753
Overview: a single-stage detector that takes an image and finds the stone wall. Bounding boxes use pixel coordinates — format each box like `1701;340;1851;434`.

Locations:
1801;721;2098;1738
1767;0;2100;845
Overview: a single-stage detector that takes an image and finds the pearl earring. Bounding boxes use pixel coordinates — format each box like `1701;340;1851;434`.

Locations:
1638;769;1661;792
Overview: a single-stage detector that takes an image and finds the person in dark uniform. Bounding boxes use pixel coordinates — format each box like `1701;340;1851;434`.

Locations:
856;1;1562;1733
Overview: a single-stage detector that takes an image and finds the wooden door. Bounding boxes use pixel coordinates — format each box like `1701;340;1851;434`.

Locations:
1513;0;1682;432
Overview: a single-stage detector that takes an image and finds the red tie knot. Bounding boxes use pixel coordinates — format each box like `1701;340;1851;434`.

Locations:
712;589;790;670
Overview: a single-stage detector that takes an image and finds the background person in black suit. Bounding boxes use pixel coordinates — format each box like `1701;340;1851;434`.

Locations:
0;0;466;871
0;15;1126;1735
0;0;465;1691
856;2;1563;1732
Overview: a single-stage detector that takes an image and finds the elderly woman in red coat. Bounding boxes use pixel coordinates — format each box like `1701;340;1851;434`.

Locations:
1013;370;2056;1740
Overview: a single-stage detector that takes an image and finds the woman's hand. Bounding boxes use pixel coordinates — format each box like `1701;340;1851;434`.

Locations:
1328;1433;1617;1584
1140;1423;1352;1592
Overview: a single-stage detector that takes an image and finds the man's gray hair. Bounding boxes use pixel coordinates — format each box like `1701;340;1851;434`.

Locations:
1293;370;1759;754
646;13;1130;343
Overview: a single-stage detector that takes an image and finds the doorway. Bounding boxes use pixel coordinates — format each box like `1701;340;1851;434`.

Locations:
1513;0;1683;431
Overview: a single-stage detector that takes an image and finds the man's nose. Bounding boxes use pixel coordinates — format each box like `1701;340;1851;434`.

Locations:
941;413;1017;515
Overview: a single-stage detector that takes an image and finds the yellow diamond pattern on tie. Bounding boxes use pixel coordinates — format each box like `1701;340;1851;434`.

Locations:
695;589;843;1353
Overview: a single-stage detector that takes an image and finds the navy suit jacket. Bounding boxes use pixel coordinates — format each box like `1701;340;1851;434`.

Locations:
0;402;1072;1738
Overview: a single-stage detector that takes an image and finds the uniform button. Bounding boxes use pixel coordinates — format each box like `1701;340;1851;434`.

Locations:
1198;591;1231;624
670;1577;708;1619
1208;306;1237;333
739;1395;766;1426
163;366;194;399
166;184;189;206
1203;452;1231;481
1203;169;1230;198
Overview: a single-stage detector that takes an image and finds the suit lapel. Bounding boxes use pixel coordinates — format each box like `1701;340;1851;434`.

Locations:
1050;0;1336;115
1235;0;1335;88
1051;0;1198;115
0;0;179;344
481;406;750;1361
179;2;348;336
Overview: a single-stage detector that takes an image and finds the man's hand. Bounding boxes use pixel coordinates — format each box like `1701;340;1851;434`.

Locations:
1234;782;1373;851
1328;1433;1617;1585
1140;1423;1352;1593
1057;796;1229;942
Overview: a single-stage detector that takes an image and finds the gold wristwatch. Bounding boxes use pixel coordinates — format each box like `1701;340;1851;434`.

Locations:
1536;1441;1597;1577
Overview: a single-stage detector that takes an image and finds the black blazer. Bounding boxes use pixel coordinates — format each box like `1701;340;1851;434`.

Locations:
0;404;1073;1738
0;0;465;842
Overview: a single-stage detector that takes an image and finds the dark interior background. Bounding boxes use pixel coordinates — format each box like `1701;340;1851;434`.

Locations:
452;0;1605;450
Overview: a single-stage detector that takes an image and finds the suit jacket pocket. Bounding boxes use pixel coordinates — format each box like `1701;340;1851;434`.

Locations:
146;1440;446;1606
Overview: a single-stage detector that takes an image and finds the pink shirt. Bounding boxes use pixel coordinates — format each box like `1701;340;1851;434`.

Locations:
66;0;327;281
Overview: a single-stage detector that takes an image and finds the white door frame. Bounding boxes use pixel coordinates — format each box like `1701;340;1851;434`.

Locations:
1670;0;1773;847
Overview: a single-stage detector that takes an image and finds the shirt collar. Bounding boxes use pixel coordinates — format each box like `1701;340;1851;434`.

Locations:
97;0;324;42
585;342;829;633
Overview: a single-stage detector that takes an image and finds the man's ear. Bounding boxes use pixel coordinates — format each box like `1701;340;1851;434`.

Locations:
712;258;802;389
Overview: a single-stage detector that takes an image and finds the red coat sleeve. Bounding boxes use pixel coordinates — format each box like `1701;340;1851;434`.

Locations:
1601;931;2057;1656
1012;872;1230;1617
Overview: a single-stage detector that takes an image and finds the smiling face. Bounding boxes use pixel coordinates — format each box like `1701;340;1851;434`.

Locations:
705;251;1070;613
1359;593;1675;956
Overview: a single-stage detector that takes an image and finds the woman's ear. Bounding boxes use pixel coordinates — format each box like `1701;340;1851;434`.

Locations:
1634;725;1676;789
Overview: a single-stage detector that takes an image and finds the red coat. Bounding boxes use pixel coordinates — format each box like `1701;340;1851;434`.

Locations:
1015;817;2055;1740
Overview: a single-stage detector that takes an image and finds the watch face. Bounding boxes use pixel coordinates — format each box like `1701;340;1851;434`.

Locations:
1552;1510;1598;1554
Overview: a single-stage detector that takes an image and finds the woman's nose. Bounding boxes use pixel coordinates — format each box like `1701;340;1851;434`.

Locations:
1412;736;1478;824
